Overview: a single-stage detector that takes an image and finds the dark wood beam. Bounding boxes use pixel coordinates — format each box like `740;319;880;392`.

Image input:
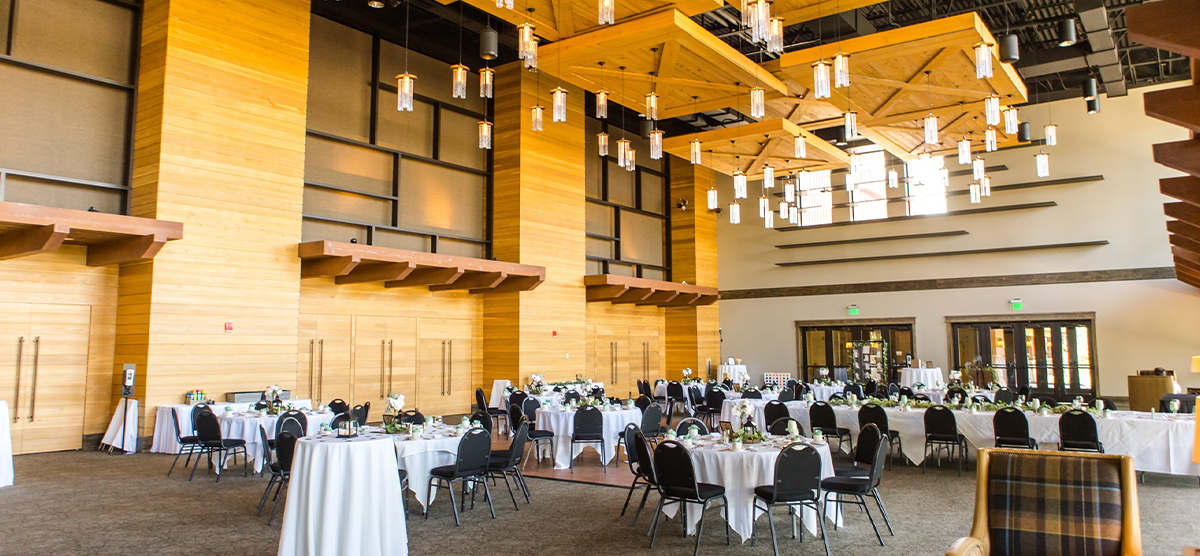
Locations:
1172;246;1200;267
777;241;1109;267
1126;0;1200;60
610;288;656;304
301;256;361;278
1167;219;1200;240
0;223;69;261
384;267;464;288
335;261;415;284
586;284;631;301
429;271;506;292
634;290;681;306
1168;233;1200;255
662;292;702;306
86;233;168;266
1153;139;1200;179
777;230;968;249
1165;202;1200;226
1144;84;1200;134
1160;176;1200;207
480;275;545;294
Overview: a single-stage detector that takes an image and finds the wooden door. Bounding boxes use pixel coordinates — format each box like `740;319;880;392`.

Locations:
594;325;630;397
353;316;390;406
417;318;472;416
22;304;91;453
385;317;418;408
297;313;318;401
632;326;662;383
314;314;352;407
0;303;31;453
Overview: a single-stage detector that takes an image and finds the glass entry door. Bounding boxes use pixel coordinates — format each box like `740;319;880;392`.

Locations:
800;323;914;384
952;320;1096;401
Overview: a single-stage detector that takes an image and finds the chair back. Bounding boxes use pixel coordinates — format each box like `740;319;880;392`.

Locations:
522;397;542;423
194;410;223;444
1059;409;1101;447
634;395;652;412
563;391;582;404
400;409;424;424
972;394;991;404
509;391;529;411
844;383;865;399
853;422;882;468
171;409;189;442
1091;398;1117;411
674;418;709;436
858;403;890;436
276;410;307;438
688;386;704;407
275;431;298;473
475;388;489;411
453;428;491;475
923;404;958;439
741;389;762;399
667;381;684;398
635;380;645;397
469;410;493;433
768;443;822;503
653;440;700;499
898;386;915;399
705;389;726;412
785;379;799;391
763;400;789;425
993;407;1031;443
622;423;641;475
508;404;524;432
327;398;349;415
189;404;212;435
351;403;370;425
258;425;274;467
509;413;527;433
887;383;900;397
808;401;838;434
864;423;888;487
590;386;606;400
633;430;658;485
777;389;794;403
254;400;270;411
768;417;802;436
640;404;663;436
864;379;878;397
573;406;603;436
946;387;968;404
504;422;530;468
994;388;1015;404
1036;396;1058;408
1016;385;1031;398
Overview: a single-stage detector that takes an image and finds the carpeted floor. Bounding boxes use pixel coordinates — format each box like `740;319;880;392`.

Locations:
1;450;1197;555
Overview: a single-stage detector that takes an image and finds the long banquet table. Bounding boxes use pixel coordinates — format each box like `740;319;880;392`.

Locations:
216;411;336;473
277;433;406;556
390;423;463;509
150;399;314;454
535;405;641;469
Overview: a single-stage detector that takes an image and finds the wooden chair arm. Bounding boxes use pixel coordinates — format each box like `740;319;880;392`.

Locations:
946;536;986;556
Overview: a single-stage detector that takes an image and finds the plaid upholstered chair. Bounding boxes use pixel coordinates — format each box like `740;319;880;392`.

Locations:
945;448;1141;556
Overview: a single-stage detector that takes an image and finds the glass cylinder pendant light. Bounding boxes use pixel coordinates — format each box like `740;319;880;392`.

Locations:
849;152;862;174
480;67;494;99
762;164;774;189
624;146;635;171
478;120;493;149
784;176;796;203
778;199;788;219
689;138;702;165
599;0;615;25
834;52;850;89
974;42;993;79
451;64;469;99
969;181;982;204
1044;123;1058;146
797;168;810;191
985;127;997;152
764;210;774;229
887;168;899;189
984;94;1001;126
531;104;544;131
794;136;806;159
1035;151;1050;177
496;0;513;8
524;37;539;69
758;195;769;218
595;89;609;119
972;156;985;180
958;137;971;164
923;113;938;145
981;175;992;196
616;138;631;168
518;22;536;60
551;87;568;122
645;91;658;121
844;111;858;139
749;86;765;119
729;201;741;224
597;132;609;157
812;60;831;100
649;129;663;160
766;17;784;54
789;203;799;225
1003;106;1019;134
396;73;416;111
707;185;718;210
733;170;747;199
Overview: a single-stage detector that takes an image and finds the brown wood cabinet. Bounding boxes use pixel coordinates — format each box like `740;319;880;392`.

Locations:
0;302;91;454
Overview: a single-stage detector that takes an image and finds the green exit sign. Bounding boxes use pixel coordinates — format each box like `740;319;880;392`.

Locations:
848;305;859;316
1011;299;1023;310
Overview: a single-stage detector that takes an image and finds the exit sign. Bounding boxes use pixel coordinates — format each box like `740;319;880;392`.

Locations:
1010;299;1023;310
848;305;859;316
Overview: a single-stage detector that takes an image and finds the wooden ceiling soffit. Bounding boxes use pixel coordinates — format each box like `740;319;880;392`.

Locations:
771;13;1027;161
662;118;850;178
299;240;545;293
771;0;889;27
584;274;717;307
538;10;788;120
0;201;182;265
434;0;722;43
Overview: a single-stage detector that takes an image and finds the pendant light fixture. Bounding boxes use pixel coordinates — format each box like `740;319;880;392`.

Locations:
758;194;769;218
784;174;796;203
749;86;765;119
733;153;747;199
599;0;614;25
480;67;494;98
688;96;702;164
451;2;468;99
646;87;659;121
778;198;788;219
849;152;862;175
616;66;631;168
794;135;806;159
789;202;799;225
729;200;742;224
972;156;985;180
763;164;774;189
958;136;971;164
597;131;609;157
981;175;992;196
479;120;493;149
1082;77;1098;101
985;127;997;152
998;33;1019;63
481;20;499;60
767;16;784;54
764;210;774;229
595;62;608;119
551;86;568;122
969;181;982;204
1003;102;1019;134
984;94;1001;126
531;68;544;131
707;185;719;210
887;168;899;189
923;113;938;145
624;144;636;171
813;59;831;99
1017;121;1031;142
1086;98;1100;114
650;128;663;160
834;52;850;89
844;110;858;140
1058;19;1077;47
396;0;416;112
1044;123;1057;146
974;42;994;79
1035;151;1050;177
518;9;537;62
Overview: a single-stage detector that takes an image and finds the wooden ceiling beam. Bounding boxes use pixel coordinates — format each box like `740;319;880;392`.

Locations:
385;267;465;289
610;287;656;304
1167;219;1200;240
1172;246;1200;267
1154;140;1200;179
335;261;415;285
1165;202;1200;226
1143;84;1200;133
586;284;630;301
1160;176;1200;207
430;270;507;292
0;223;69;261
1169;233;1200;255
662;292;702;306
747;136;783;175
86;233;169;267
482;274;545;293
301;255;360;279
656;41;681;80
553;0;575;39
874;47;960;117
772;0;888;27
635;290;680;305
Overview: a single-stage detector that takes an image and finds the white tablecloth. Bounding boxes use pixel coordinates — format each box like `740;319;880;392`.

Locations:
217;412;336;473
660;436;838;542
535;406;641;469
277;433;406;556
0;401;12;488
150;399;313;454
718;365;748;384
807;384;841;402
918;389;994;405
488;380;512;409
720;399;807;431
793;405;1200;475
899;368;943;389
391;426;462;509
100;399;139;454
723;391;780;402
499;392;556;412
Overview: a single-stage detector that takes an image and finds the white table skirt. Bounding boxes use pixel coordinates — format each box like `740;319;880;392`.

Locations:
717;365;748;384
535;407;641;469
392;428;462;509
792;405;1200;475
277;433;406;556
217;412;336;473
0;401;12;488
720;399;807;431
100;399;139;454
660;437;838;542
488;380;512;409
917;389;994;405
150;399;313;454
899;368;943;389
724;391;780;403
806;384;841;402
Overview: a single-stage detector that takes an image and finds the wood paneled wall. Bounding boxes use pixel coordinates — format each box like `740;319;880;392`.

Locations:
485;63;588;386
0;248;117;435
666;157;721;380
123;0;310;434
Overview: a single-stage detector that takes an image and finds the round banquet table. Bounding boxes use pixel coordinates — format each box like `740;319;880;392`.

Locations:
535;406;641;469
898;368;943;389
918;389;995;405
723;391;780;402
499;392;555;411
659;435;839;542
150;399;314;454
389;424;463;510
719;399;807;431
215;411;336;473
277;433;406;556
0;401;12;488
488;379;512;409
717;364;749;384
806;384;841;402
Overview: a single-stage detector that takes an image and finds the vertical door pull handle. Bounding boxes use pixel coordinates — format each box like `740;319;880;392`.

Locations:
388;340;394;394
381;340;387;399
27;337;40;421
317;339;325;403
308;339;315;401
12;337;23;422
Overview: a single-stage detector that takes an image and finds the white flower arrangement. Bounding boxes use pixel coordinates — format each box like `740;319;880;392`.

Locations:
682;368;693;377
264;384;284;401
732;399;755;427
386;393;405;412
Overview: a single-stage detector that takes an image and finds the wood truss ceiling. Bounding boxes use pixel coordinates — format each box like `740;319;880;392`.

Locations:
299;240;546;293
662;118;850;178
436;0;721;42
0;201;183;266
585;274;718;307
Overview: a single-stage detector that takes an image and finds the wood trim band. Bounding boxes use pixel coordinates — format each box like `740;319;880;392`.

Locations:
774;201;1058;232
776;230;969;249
776;240;1109;267
719;267;1177;299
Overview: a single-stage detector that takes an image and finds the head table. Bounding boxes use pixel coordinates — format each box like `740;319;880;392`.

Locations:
658;435;839;542
277;433;406;556
535;405;642;469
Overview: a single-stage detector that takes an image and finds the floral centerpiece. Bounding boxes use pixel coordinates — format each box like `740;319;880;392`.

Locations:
529;373;546;395
681;368;698;384
264;384;284;402
731;399;755;431
730;428;767;444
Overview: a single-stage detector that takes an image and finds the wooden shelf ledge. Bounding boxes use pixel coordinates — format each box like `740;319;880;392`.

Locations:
584;274;718;307
298;240;546;294
0;201;183;266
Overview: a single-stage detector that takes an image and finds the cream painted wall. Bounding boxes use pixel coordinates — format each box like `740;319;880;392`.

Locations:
716;83;1200;396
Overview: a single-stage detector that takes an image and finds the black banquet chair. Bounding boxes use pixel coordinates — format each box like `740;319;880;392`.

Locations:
741;388;763;400
469;410;493;434
820;423;892;546
648;440;731;556
635;395;653;412
993;407;1038;450
425;428;495;525
327;398;350;416
808;401;851;454
258;430;297;525
519;398;555;470
167;408;202;476
351;402;370;425
619;424;648;517
563;391;582;404
702;389;726;429
487;421;531;510
641;403;665;442
768;417;802;437
777;388;795;403
994;388;1015;405
570;405;606;473
1058;409;1104;453
476;388;508;435
190;408;248;483
858;403;902;469
763;400;789;428
922;404;968;475
751;443;830;556
674;417;709;437
665;382;687;425
399;409;425;424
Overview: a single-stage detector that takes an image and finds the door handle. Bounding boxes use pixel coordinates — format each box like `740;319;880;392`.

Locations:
317;339;325;404
12;337;22;423
27;337;40;421
380;339;387;399
388;339;394;394
447;340;453;396
441;340;447;395
308;339;315;400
